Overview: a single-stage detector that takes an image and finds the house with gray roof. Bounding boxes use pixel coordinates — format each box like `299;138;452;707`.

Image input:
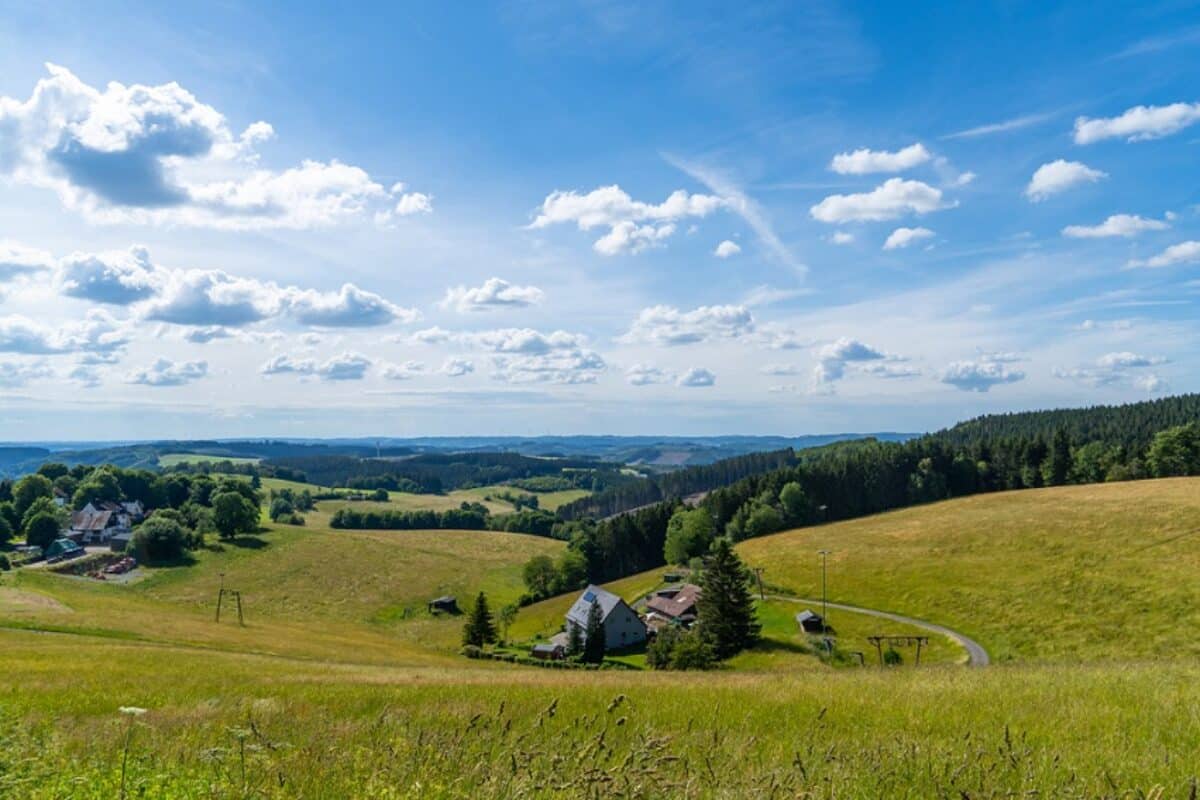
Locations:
566;585;647;651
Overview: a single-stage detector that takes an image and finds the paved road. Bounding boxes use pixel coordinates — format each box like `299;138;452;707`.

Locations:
770;595;991;667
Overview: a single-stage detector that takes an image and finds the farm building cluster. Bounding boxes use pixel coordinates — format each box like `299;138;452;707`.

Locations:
533;581;705;660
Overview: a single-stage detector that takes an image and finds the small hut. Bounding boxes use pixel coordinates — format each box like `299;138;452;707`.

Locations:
795;609;825;634
428;596;459;614
531;643;565;661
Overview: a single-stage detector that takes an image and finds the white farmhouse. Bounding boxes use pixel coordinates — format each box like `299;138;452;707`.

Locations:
566;585;647;651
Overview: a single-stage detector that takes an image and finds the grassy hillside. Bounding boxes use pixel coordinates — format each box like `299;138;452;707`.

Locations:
158;453;262;467
2;517;563;664
738;476;1200;663
5;631;1199;797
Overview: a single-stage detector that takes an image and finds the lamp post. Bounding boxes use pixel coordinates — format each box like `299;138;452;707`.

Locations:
817;550;830;634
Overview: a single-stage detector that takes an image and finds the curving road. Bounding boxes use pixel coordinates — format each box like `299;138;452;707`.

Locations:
769;595;990;667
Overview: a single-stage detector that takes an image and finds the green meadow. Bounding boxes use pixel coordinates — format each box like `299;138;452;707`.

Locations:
3;477;1199;797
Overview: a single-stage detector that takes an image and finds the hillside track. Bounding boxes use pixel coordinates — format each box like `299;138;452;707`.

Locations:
770;595;990;667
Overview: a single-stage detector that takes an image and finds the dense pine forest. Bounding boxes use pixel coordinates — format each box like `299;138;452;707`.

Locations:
525;396;1200;596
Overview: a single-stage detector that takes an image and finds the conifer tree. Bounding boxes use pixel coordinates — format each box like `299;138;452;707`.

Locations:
462;591;497;648
582;599;606;663
566;619;584;658
697;537;761;659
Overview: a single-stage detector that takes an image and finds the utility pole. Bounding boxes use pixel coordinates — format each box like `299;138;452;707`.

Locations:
752;567;765;601
215;572;225;622
818;550;830;634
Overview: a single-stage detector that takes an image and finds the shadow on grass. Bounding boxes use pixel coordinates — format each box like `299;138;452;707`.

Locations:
141;552;199;568
749;636;816;656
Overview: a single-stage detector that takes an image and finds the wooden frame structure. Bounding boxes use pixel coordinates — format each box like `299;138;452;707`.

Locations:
866;634;929;666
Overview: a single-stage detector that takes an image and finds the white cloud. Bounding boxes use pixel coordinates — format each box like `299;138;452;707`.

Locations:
883;226;935;250
183;326;235;344
1126;241;1200;269
593;221;676;255
941;112;1058;140
860;362;922;379
0;64;409;229
940;358;1025;392
288;283;417;328
626;363;672;385
0;240;53;280
1074;103;1200;144
1062;214;1170;238
380;360;425;380
529;185;723;255
55;246;158;304
491;350;605;385
676;367;715;387
622;304;754;346
714;239;741;258
125;358;207;387
810;178;953;223
394;191;433;216
0;312;127;355
407;326;455;345
1134;374;1168;393
812;337;887;389
260;352;372;381
440;358;474;377
1025;160;1106;202
1054;352;1168;389
0;360;53;388
760;363;802;376
829;143;931;175
441;277;544;313
829;231;854;245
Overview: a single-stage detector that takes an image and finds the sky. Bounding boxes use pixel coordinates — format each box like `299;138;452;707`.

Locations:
0;1;1197;440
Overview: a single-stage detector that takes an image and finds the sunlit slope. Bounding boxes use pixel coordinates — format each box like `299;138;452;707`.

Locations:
738;477;1200;663
2;521;563;664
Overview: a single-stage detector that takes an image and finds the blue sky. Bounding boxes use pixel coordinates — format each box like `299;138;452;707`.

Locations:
0;1;1197;439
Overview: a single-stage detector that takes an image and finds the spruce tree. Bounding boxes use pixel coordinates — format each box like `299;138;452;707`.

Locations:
582;600;606;663
462;591;497;648
697;537;761;659
566;619;584;658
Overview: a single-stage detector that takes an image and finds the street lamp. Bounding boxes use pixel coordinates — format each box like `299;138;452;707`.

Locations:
817;550;830;634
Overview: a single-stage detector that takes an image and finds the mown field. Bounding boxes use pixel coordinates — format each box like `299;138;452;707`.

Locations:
3;477;1200;797
739;476;1200;663
157;453;262;467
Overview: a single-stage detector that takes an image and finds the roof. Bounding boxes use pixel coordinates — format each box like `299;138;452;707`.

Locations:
70;509;113;532
429;595;457;605
531;643;563;654
566;585;627;628
646;583;702;621
795;610;823;623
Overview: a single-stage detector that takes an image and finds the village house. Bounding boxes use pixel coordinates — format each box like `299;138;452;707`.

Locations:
644;583;702;630
69;502;127;544
566;585;647;651
796;610;826;634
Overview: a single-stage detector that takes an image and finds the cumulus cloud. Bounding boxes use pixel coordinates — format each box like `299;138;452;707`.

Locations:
1133;374;1169;393
288;283;417;327
491;350;605;385
440;358;474;377
1062;214;1170;238
0;64;411;229
810;178;952;223
529;185;724;255
1074;102;1200;144
380;360;426;380
183;326;235;344
0;360;54;388
828;231;854;245
714;239;741;258
939;357;1025;392
440;277;544;312
622;304;754;346
1126;241;1200;269
55;246;158;304
626;363;672;385
125;358;207;387
1054;351;1168;389
0;312;127;355
260;352;372;381
883;226;935;250
812;337;888;389
676;367;716;387
1024;160;1106;201
374;184;433;225
829;143;931;175
0;240;53;280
